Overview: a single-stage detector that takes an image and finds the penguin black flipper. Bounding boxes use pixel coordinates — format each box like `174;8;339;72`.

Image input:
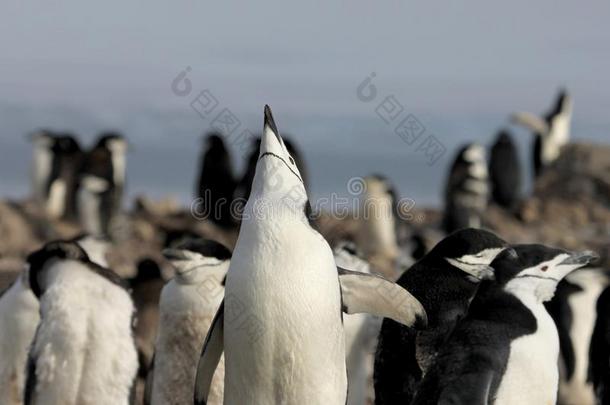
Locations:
143;353;155;405
194;300;225;405
24;352;37;405
337;267;427;329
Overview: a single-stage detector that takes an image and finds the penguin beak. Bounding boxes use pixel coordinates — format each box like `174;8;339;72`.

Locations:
162;248;190;262
259;105;285;157
559;251;598;267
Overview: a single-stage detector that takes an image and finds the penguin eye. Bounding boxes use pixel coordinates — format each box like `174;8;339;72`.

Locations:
540;266;549;272
289;157;295;165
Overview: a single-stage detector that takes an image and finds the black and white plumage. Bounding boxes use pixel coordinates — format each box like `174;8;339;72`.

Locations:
0;234;109;405
512;89;573;177
145;239;230;405
23;241;138;405
77;133;127;237
546;268;608;405
44;133;83;220
196;133;236;228
411;245;597;405
374;228;509;405
443;143;489;233
489;130;522;210
194;105;426;405
588;276;610;404
29;129;56;207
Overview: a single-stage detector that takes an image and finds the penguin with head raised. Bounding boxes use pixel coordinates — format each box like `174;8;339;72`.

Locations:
194;105;427;405
196;132;236;229
44;133;83;220
545;267;608;405
77;132;128;237
411;244;597;405
24;240;138;405
489;130;522;210
145;239;231;405
374;228;510;405
443;143;489;233
512;89;572;177
0;234;110;405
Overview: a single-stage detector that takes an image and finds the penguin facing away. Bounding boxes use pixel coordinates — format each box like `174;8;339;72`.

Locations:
443;143;489;233
145;239;231;405
512;89;572;177
489;130;522;210
45;133;83;220
0;233;110;405
411;244;597;405
194;105;427;405
196;133;236;229
545;268;608;405
29;129;56;207
24;241;138;405
374;228;509;405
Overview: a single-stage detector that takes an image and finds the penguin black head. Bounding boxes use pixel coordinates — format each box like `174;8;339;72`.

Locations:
26;241;90;298
428;228;510;281
547;88;571;119
491;244;597;302
53;134;81;154
162;239;232;279
204;133;227;151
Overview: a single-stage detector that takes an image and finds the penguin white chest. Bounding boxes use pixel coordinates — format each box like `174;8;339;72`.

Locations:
494;301;559;405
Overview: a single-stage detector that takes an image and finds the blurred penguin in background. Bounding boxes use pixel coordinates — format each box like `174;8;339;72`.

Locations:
489;130;522;211
512;89;572;177
145;239;230;405
356;174;402;277
196;133;236;229
29;129;56;207
44;133;83;220
443;143;489;233
78;132;128;237
24;241;138;405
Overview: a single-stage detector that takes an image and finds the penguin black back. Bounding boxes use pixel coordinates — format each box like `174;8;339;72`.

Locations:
590;285;610;404
489;130;522;210
196;133;236;228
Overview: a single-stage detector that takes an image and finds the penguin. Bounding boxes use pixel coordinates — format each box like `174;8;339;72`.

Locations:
45;133;83;220
24;241;138;405
512;89;572;177
194;105;427;405
411;244;597;405
28;129;56;207
356;174;403;277
374;228;510;405
442;143;489;233
333;241;379;405
282;137;308;189
196;133;236;228
489;130;522;210
145;239;231;405
0;234;110;405
589;283;610;404
545;268;608;405
78;132;127;237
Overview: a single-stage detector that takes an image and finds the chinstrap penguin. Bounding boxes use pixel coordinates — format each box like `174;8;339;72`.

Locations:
145;239;230;405
443;143;489;233
44;133;83;220
588;281;610;404
411;244;597;405
489;130;522;210
374;228;509;405
194;105;427;405
24;241;138;405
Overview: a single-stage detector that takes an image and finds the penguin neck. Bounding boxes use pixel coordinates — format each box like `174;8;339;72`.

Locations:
174;260;228;285
504;277;559;304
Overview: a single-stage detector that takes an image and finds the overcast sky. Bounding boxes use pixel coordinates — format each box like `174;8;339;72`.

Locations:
1;1;609;123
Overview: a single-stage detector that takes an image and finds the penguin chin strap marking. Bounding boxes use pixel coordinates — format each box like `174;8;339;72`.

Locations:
259;152;303;184
515;274;560;283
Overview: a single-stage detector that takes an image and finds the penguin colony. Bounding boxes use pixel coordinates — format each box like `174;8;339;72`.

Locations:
1;91;609;405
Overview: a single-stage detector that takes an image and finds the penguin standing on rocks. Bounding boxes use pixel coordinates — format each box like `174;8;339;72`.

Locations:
0;234;109;405
196;133;236;228
512;89;573;177
145;239;231;405
194;105;427;405
443;143;489;233
45;133;83;220
78;133;128;237
29;129;56;207
411;244;597;405
24;241;138;405
489;130;522;210
374;228;510;405
546;268;608;405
